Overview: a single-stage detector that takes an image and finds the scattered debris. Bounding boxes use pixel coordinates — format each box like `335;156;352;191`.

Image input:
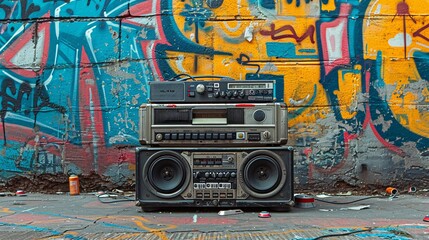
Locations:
218;209;244;216
336;191;353;196
258;211;271;218
408;186;417;193
16;190;27;197
423;215;429;222
319;209;334;212
315;194;332;198
340;205;371;211
69;175;80;196
295;194;315;208
386;187;398;196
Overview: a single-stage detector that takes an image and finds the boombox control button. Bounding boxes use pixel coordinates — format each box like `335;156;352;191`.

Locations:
248;133;261;141
199;133;205;140
233;91;238;97
192;133;198;140
239;91;245;98
219;133;226;140
204;172;210;178
213;91;220;98
217;172;223;178
226;91;233;98
178;133;185;140
206;133;212;140
220;91;226;98
155;133;163;141
212;133;219;139
226;133;234;140
253;110;266;122
164;133;171;140
231;172;237;178
185;133;192;140
171;133;178;140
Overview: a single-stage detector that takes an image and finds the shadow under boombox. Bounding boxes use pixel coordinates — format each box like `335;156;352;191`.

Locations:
136;146;294;212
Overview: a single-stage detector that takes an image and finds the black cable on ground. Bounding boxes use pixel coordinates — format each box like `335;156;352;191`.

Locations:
313;227;373;239
314;195;388;204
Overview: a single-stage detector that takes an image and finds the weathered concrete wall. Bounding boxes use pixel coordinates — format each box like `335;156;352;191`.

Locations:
0;0;428;190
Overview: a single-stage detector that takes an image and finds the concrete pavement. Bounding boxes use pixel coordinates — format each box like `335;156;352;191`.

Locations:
0;191;428;239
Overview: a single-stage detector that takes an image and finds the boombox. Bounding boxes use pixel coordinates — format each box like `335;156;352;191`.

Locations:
136;146;294;212
138;103;288;146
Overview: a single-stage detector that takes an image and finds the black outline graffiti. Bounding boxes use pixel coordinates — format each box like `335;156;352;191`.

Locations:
19;0;41;19
0;78;66;145
236;53;261;74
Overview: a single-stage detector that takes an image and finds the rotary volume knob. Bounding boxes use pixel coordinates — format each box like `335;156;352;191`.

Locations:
253;109;266;122
196;84;205;94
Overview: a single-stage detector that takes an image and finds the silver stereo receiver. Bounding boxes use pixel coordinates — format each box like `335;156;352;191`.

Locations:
138;103;288;146
148;80;276;103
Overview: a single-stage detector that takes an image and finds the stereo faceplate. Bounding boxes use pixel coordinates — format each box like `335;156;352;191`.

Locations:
139;103;288;146
149;80;276;103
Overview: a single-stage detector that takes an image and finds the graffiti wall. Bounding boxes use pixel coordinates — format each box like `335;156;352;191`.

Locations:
0;0;428;189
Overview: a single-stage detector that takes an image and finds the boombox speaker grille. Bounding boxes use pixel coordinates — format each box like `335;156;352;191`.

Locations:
143;151;190;198
240;150;287;199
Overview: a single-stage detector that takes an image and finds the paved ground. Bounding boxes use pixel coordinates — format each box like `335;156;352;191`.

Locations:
0;191;427;239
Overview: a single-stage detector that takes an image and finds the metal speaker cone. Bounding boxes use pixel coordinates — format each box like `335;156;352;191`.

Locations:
240;150;286;199
144;151;190;198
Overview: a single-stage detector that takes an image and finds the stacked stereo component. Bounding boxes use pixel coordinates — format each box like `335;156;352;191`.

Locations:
136;80;294;212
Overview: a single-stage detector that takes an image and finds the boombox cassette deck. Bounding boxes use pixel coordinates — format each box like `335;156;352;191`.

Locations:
139;103;288;146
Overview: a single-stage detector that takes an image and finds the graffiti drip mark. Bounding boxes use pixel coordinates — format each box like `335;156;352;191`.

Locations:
413;24;429;43
236;54;261;74
259;24;315;44
391;0;416;59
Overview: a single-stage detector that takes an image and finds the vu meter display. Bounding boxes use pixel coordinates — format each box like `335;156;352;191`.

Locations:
227;83;273;89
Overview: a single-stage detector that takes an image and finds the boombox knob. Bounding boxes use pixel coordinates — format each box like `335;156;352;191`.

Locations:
262;131;271;139
155;133;163;141
253;110;266;122
196;84;205;94
231;172;237;178
204;172;210;178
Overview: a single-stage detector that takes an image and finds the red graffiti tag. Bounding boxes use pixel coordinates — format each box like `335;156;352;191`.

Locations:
413;24;429;42
259;24;315;43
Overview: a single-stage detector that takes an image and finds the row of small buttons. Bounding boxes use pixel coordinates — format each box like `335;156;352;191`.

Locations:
155;132;239;141
195;192;234;199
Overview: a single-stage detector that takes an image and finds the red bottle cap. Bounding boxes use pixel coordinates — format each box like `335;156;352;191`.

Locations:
258;211;271;218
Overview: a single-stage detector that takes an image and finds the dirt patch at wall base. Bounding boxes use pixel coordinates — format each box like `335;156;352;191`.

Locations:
0;172;135;194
